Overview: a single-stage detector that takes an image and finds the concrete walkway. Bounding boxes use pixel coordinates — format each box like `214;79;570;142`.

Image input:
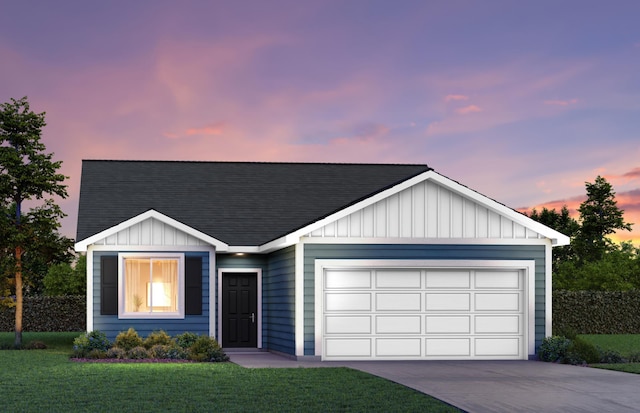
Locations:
229;352;640;413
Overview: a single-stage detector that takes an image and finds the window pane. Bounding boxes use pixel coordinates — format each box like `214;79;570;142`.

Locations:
150;259;178;312
124;259;149;313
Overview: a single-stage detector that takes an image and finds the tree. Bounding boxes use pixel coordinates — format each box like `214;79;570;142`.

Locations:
43;254;86;296
527;206;580;265
573;176;633;263
0;97;69;347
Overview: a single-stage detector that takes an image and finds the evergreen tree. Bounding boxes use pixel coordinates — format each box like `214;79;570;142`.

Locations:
0;97;70;347
574;176;632;263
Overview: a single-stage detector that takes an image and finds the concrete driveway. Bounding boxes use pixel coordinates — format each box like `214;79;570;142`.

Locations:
229;353;640;412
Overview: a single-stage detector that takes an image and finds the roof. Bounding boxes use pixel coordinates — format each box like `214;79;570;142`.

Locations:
76;160;432;246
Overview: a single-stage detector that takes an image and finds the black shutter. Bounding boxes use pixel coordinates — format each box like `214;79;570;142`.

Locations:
101;255;118;315
185;256;203;315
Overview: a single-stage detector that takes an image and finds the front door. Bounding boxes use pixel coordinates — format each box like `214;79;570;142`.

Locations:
222;272;258;348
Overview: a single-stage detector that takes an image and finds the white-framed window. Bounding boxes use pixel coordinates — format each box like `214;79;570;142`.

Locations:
118;253;185;319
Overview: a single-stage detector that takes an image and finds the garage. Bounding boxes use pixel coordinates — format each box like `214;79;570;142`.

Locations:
315;260;535;361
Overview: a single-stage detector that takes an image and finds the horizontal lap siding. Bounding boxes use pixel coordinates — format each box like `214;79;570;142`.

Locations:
303;244;546;356
265;247;296;355
93;251;210;341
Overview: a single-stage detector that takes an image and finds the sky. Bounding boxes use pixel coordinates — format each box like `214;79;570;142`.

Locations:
1;0;639;245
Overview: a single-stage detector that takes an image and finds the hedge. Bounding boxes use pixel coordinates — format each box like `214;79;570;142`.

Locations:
2;292;638;335
553;290;640;334
0;295;85;332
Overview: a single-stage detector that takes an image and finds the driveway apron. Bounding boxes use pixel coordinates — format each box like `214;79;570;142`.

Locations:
339;360;640;413
229;353;640;413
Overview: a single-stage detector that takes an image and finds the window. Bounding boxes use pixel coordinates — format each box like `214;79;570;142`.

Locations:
119;253;185;319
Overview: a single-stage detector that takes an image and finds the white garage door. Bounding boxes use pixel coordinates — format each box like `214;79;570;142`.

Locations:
319;263;530;360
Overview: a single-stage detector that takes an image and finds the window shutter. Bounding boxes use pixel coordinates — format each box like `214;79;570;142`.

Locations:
101;256;118;315
185;256;203;315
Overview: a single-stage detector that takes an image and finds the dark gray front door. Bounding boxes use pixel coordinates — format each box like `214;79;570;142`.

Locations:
222;272;257;347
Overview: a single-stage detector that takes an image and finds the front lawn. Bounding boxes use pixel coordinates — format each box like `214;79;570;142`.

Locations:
579;334;640;375
0;333;460;412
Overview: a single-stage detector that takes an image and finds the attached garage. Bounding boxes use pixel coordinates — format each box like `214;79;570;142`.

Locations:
315;260;535;361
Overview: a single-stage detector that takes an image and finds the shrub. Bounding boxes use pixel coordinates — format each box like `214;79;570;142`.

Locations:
565;337;600;365
114;328;143;351
87;349;108;359
149;343;186;360
25;340;47;350
144;330;172;349
174;332;199;349
538;336;571;362
188;336;228;362
106;347;127;359
598;349;624;364
73;331;111;357
127;346;150;359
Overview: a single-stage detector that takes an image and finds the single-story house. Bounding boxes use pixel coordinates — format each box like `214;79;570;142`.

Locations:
74;160;569;361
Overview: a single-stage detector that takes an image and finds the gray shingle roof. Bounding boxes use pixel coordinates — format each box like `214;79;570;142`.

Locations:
76;160;432;246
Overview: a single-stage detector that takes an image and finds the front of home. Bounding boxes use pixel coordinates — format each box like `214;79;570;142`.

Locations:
75;161;569;361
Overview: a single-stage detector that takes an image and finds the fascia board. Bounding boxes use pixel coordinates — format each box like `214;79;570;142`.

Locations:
74;209;229;252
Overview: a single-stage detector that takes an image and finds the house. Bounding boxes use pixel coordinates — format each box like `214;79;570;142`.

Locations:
74;160;569;361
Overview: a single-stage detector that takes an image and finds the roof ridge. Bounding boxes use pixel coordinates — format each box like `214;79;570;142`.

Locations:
81;159;432;168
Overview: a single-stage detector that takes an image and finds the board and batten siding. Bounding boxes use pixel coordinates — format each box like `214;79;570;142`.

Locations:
92;251;210;341
307;180;543;240
91;217;207;247
303;244;546;356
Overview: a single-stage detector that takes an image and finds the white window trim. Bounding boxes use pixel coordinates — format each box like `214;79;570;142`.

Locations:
118;253;185;319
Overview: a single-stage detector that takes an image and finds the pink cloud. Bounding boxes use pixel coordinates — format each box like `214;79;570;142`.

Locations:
544;98;578;106
183;122;226;137
455;104;482;115
445;94;469;102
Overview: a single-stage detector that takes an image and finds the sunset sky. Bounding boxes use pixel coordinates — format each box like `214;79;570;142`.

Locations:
1;0;639;245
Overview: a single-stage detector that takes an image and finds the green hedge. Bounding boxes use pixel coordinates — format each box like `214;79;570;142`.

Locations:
553;290;640;334
0;295;85;332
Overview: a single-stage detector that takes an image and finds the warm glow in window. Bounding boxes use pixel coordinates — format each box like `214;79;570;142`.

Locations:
124;258;178;313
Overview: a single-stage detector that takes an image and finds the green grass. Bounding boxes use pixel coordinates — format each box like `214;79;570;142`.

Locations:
578;334;640;358
0;333;460;412
579;334;640;375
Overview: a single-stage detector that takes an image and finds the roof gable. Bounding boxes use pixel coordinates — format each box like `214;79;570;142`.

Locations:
76;161;431;246
74;210;228;252
265;171;570;248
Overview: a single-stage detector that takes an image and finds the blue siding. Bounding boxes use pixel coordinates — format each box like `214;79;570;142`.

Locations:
303;244;546;356
264;247;296;355
93;251;210;341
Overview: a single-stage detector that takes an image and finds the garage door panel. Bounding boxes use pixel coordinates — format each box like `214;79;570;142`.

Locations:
426;338;471;356
325;338;371;357
475;293;520;311
475;338;520;356
376;270;421;288
426;316;470;334
376;316;421;334
325;316;371;334
325;270;371;289
325;293;371;311
475;270;520;289
376;338;421;357
425;271;470;288
426;293;470;311
376;293;421;311
475;316;520;334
